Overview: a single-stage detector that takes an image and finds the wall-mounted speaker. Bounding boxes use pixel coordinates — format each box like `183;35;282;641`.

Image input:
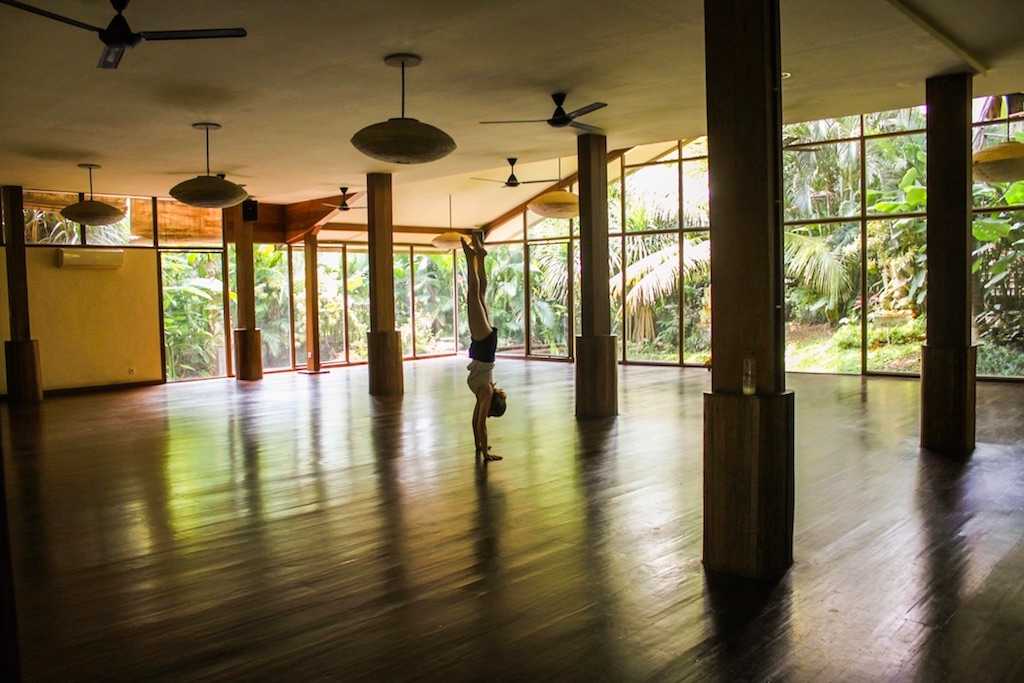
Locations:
242;198;259;222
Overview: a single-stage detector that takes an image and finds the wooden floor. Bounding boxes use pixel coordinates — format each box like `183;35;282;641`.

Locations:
3;359;1024;681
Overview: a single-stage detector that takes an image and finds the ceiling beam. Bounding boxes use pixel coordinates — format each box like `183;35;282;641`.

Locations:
883;0;988;74
284;191;366;244
321;223;472;235
480;148;629;234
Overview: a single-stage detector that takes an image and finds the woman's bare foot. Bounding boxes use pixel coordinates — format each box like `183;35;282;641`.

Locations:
476;446;502;461
471;231;488;257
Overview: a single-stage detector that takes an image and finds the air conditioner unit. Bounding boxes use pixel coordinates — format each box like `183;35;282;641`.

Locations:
56;249;125;270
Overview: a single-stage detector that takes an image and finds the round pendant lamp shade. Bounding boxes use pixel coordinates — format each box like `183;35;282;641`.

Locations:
351;54;456;165
62;199;125;226
973;141;1024;183
62;164;125;226
170;122;248;209
431;231;465;251
170;174;248;209
352;118;456;165
528;189;580;219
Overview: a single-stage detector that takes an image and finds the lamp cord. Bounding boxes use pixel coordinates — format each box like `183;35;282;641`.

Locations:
401;62;406;118
449;194;452;229
205;126;211;176
87;166;94;199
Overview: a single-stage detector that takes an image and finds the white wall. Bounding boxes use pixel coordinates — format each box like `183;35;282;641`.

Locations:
26;248;163;391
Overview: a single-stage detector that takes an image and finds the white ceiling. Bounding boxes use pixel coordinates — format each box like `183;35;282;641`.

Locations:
1;0;1021;227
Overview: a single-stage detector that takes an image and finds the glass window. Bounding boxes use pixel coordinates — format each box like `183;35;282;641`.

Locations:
624;162;679;231
291;246;307;366
784;223;862;373
394;248;413;358
413;249;456;356
683;159;710;227
527;209;570;240
866;218;926;373
157;199;222;247
528;241;570;357
866;133;927;215
253;245;291;370
485;243;525;354
624;233;679;362
682;137;708;159
346;248;371;362
783;141;861;221
573;238;623;348
863;106;926;135
160;251;227;381
23;190;81;244
973;210;1024;378
783;116;860;144
318;249;347;364
608;161;623;233
86;195;153;246
682;231;711;364
456;250;471;353
973;123;1024;210
625;141;678;165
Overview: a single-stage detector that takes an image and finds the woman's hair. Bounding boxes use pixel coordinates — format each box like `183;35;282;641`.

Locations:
489;387;507;417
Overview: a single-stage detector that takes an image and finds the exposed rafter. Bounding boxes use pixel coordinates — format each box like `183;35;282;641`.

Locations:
883;0;988;74
284;191;366;244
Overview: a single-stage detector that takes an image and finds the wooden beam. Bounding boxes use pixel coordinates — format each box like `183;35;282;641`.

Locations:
232;214;263;381
320;223;472;235
3;186;44;404
921;72;976;455
284;192;365;244
301;233;325;373
702;0;793;581
480;148;629;234
575;133;617;418
883;0;988;74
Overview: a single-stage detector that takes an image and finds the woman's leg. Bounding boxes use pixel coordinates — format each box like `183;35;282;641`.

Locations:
462;238;492;340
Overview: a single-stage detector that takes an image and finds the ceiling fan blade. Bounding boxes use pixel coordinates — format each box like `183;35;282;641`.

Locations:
322;203;342;209
0;0;101;32
97;45;126;69
569;121;603;134
518;179;561;184
140;28;247;41
566;102;607;119
479;119;548;125
470;178;508;184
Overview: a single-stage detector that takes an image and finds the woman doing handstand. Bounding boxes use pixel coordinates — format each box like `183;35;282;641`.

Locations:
462;233;506;461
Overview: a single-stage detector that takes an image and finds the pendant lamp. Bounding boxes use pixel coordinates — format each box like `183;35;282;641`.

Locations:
61;164;125;226
170;122;248;209
527;157;580;219
974;108;1024;183
431;195;465;250
351;54;456;165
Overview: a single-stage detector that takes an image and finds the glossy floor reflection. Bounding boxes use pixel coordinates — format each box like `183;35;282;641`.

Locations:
3;359;1024;681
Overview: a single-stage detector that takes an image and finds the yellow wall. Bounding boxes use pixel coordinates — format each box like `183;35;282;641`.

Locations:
26;248;162;391
0;246;8;396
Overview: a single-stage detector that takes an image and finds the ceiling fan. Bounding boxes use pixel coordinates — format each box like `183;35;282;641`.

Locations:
481;93;607;133
322;187;366;212
0;0;247;69
471;158;559;188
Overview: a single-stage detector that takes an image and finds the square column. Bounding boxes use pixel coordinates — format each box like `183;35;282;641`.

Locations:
299;233;328;374
232;209;263;381
366;173;403;396
702;0;794;580
2;186;43;403
921;73;976;456
575;133;618;418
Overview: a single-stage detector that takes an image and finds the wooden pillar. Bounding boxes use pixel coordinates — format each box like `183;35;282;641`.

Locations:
921;73;976;456
299;233;328;374
232;215;262;380
702;0;794;580
575;133;618;418
2;186;43;403
366;173;403;396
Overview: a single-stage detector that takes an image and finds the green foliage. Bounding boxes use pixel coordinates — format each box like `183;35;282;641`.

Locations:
161;252;225;380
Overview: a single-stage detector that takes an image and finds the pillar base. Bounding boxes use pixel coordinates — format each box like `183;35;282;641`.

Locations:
232;329;263;381
367;330;403;396
5;340;43;404
575;335;618;418
921;344;976;456
703;390;794;581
